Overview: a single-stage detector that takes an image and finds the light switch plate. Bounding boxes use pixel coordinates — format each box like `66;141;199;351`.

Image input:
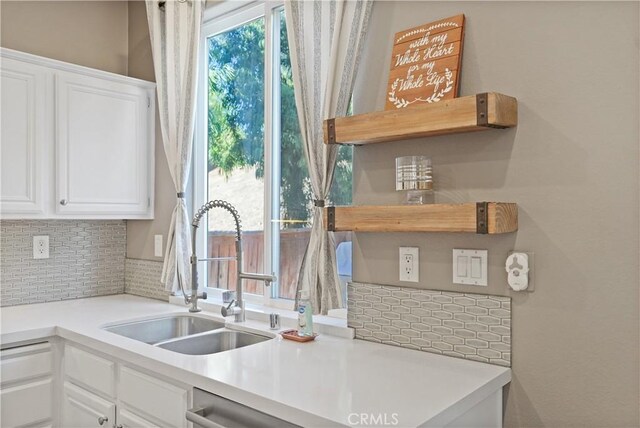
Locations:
453;249;487;286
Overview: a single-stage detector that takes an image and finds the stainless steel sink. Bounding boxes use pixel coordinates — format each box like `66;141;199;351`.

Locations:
103;315;225;344
157;329;271;355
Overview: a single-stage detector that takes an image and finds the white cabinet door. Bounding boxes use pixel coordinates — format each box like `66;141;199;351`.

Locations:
0;57;50;216
63;381;115;428
55;70;152;216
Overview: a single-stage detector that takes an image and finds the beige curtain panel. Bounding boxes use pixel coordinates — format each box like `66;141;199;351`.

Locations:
285;0;373;314
146;0;205;292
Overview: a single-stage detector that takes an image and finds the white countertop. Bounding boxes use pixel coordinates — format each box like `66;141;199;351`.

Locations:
1;295;510;427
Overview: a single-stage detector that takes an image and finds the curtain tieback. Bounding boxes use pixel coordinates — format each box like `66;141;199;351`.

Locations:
313;199;325;207
177;192;185;198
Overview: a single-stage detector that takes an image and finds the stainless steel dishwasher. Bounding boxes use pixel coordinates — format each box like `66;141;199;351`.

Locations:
186;388;299;428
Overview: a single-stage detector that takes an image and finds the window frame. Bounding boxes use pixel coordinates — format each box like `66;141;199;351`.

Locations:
194;0;294;310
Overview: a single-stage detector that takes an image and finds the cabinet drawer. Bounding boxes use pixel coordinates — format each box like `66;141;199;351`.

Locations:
119;366;188;428
1;342;52;385
118;408;160;428
0;378;52;427
65;345;115;398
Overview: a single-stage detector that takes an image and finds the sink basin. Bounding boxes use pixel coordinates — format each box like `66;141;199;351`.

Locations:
157;329;271;355
103;315;225;344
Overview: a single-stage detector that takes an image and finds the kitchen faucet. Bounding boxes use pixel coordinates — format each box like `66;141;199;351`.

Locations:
184;200;276;320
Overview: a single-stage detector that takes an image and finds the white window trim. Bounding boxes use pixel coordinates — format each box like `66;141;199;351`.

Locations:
194;0;294;311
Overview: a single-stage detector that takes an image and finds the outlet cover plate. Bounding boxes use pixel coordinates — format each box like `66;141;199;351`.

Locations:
154;234;163;257
453;249;487;286
33;235;49;259
399;247;419;282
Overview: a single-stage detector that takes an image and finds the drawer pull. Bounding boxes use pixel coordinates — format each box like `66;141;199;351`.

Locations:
98;416;108;426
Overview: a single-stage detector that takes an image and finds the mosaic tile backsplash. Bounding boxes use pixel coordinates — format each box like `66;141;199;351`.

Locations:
124;258;168;301
1;220;126;306
348;282;511;367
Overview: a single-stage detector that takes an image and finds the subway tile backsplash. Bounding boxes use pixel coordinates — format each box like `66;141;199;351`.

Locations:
125;258;168;301
0;220;126;306
348;282;511;367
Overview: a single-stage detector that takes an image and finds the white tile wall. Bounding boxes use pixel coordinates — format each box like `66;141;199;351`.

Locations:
124;258;168;301
348;282;511;367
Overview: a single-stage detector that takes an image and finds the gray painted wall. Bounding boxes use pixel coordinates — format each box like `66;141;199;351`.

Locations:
351;2;639;426
0;0;128;75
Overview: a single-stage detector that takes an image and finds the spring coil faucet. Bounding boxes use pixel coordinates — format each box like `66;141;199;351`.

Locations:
181;200;276;320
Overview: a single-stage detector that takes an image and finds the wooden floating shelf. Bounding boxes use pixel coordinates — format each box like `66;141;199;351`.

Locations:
323;202;518;234
324;92;517;145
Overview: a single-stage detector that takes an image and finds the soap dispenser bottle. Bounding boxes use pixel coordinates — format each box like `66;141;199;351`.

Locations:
297;290;314;336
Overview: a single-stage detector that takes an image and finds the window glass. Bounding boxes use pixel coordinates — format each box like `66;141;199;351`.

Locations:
206;16;266;295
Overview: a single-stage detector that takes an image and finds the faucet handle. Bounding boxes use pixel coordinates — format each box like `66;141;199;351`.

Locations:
221;299;236;317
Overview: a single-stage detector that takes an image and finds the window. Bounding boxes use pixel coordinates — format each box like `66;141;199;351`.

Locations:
195;1;352;309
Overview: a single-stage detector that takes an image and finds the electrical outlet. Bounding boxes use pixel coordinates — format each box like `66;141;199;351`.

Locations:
154;234;163;257
33;236;49;259
399;247;419;282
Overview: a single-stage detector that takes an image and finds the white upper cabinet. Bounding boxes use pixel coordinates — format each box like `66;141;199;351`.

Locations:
55;71;151;216
0;48;155;219
0;56;50;216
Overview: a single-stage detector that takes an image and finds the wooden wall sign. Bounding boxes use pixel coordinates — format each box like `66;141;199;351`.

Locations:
386;14;465;110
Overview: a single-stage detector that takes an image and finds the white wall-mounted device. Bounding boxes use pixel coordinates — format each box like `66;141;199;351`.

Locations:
505;252;529;291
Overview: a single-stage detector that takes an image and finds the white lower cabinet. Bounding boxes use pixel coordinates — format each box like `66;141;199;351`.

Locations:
0;342;54;428
63;343;190;428
63;382;115;428
1;341;190;428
